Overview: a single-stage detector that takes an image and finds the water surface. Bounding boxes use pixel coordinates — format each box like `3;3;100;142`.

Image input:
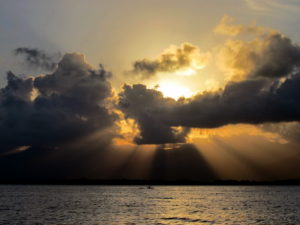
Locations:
0;185;299;224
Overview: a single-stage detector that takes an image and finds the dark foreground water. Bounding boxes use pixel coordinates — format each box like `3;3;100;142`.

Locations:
0;185;299;225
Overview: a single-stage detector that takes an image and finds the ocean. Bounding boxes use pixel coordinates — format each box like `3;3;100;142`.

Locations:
0;185;299;224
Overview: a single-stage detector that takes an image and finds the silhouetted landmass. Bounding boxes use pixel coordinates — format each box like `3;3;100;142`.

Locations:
0;179;300;185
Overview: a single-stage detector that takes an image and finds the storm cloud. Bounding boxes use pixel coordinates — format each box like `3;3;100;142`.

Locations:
0;53;118;154
120;57;300;144
14;47;60;71
119;84;190;144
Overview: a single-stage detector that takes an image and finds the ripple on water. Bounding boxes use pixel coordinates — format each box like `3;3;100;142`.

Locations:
0;185;299;225
161;216;213;223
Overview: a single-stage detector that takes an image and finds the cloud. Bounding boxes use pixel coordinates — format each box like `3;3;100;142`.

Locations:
118;84;190;144
14;47;61;71
244;0;300;12
214;14;274;36
119;73;300;143
131;43;210;79
244;0;270;11
166;74;300;127
0;53;118;154
118;15;300;145
1;15;300;181
260;122;300;144
217;29;300;80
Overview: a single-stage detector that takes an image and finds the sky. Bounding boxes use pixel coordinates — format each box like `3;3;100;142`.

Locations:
1;0;300;181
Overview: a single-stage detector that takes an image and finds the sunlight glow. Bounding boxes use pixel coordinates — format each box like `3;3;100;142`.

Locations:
175;68;197;76
157;82;193;99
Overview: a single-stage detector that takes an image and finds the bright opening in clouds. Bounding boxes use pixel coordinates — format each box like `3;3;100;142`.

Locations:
157;81;194;99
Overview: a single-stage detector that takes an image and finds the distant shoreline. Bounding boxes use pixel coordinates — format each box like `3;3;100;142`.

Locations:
1;179;300;185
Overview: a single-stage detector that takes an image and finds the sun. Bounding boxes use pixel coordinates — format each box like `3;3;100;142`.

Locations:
157;82;193;100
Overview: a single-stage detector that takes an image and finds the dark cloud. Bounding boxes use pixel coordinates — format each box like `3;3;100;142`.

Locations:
119;74;300;143
249;34;300;78
119;84;190;144
131;43;209;78
0;53;118;154
166;75;300;127
2;71;34;101
14;47;60;71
